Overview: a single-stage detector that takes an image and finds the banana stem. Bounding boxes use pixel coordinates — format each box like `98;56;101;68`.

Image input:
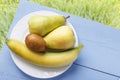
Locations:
5;38;8;44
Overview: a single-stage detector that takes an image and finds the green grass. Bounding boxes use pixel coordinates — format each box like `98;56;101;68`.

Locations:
0;0;19;49
30;0;120;28
0;0;120;50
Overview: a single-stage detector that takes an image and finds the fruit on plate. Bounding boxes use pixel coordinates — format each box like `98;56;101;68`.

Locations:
6;39;83;67
44;26;75;50
25;34;46;52
29;15;68;36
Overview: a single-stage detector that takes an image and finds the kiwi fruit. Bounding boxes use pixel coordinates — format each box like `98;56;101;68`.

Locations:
25;33;46;52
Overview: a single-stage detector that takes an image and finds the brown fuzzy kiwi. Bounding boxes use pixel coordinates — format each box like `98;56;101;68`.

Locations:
25;33;46;52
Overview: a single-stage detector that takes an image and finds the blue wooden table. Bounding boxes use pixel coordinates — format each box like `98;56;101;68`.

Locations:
0;0;120;80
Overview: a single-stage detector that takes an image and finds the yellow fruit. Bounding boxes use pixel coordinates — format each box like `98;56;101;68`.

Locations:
29;15;66;36
44;26;76;50
6;39;83;67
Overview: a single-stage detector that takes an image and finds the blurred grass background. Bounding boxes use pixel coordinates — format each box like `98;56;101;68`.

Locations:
0;0;120;49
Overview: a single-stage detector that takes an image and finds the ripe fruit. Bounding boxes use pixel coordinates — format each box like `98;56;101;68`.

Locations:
44;26;75;50
6;39;83;67
29;15;67;36
25;34;46;52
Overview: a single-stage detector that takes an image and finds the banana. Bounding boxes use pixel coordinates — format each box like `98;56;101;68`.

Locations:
6;39;83;67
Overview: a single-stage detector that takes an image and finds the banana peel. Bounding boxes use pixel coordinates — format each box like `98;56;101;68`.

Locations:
6;39;83;67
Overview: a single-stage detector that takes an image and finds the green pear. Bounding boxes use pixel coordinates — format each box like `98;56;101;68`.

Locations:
44;26;76;50
6;39;83;67
28;15;66;36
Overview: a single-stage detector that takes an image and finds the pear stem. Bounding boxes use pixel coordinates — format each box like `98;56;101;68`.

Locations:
65;16;70;19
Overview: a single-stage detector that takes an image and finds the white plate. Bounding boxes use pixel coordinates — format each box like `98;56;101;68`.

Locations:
9;11;78;79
